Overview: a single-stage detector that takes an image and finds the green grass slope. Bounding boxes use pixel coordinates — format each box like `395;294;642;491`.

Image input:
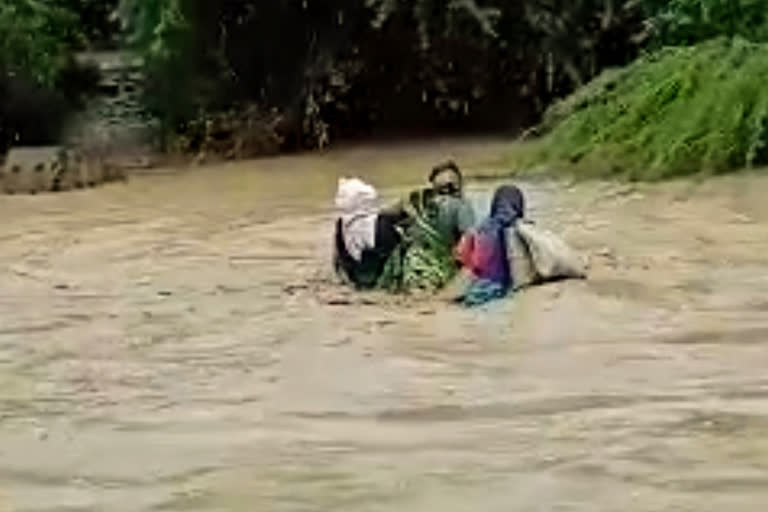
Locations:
516;37;768;180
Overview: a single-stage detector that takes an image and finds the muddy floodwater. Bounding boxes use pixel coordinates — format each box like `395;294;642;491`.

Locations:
1;138;768;511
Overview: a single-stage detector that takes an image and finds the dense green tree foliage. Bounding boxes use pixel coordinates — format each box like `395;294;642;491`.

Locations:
0;0;117;148
645;0;768;46
114;0;653;148
0;0;81;85
3;0;768;156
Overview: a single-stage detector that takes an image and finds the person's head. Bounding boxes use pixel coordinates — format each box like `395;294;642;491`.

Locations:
429;160;463;197
490;185;525;227
335;177;378;215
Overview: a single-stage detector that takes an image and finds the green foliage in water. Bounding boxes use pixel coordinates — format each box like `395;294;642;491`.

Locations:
516;37;768;179
377;189;460;293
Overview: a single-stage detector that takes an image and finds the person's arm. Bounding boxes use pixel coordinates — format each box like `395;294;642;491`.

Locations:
456;199;476;235
374;214;402;255
436;267;474;303
455;230;475;269
379;198;407;221
332;227;343;276
332;221;352;284
437;230;475;303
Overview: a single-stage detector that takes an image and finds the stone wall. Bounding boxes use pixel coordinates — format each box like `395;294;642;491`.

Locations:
0;52;151;194
0;146;126;195
70;51;152;150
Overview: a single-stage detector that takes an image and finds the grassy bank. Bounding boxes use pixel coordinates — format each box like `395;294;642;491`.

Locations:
509;37;768;180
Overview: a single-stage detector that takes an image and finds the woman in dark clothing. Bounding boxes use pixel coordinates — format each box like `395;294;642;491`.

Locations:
333;212;403;289
332;177;405;289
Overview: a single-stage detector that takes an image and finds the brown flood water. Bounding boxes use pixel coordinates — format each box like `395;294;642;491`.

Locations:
2;138;768;511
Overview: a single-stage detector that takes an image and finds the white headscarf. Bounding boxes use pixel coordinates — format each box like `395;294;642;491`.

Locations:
335;177;378;262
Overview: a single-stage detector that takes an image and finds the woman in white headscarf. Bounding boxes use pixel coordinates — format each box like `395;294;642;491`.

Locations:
333;177;404;289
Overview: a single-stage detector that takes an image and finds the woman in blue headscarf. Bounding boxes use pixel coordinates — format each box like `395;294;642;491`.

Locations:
454;184;525;306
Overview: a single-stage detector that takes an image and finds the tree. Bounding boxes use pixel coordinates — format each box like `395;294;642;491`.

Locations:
643;0;768;46
114;0;768;152
0;0;83;85
0;0;114;150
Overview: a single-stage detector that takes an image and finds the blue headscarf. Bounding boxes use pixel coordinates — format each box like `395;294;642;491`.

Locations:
459;185;525;306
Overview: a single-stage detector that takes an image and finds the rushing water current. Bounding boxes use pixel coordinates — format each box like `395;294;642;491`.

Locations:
1;139;768;511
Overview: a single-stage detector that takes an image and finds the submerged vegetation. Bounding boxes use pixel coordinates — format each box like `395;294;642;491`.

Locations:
516;37;768;179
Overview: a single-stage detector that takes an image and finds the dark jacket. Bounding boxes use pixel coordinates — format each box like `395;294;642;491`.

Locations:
334;212;403;289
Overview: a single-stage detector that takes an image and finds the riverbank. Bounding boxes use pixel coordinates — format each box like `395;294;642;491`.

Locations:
502;38;768;181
